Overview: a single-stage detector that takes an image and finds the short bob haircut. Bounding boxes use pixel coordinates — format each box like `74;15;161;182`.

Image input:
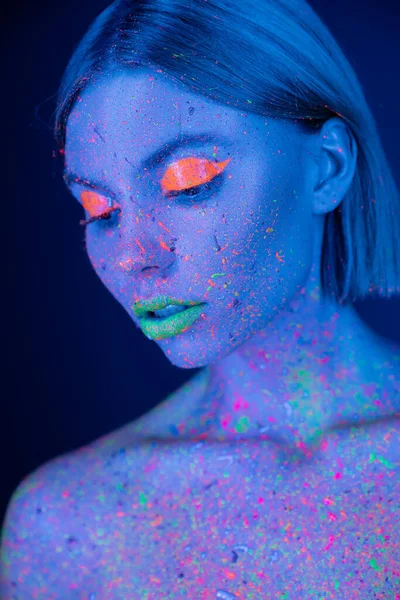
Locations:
54;0;400;305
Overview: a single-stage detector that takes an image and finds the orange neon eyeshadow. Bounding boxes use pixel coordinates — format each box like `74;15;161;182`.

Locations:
160;157;232;194
81;190;110;217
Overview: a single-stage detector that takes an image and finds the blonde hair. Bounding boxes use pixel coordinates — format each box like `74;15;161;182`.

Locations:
54;0;400;304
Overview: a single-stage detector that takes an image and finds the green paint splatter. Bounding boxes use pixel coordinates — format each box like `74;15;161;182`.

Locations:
370;558;381;572
376;454;395;469
369;453;395;469
139;491;147;506
235;416;250;433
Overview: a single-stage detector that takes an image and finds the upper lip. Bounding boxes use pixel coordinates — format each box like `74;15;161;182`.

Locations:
132;295;206;318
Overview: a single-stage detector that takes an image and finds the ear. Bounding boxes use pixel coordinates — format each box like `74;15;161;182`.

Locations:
309;117;358;216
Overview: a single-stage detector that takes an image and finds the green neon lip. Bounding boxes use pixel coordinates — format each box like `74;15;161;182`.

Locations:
139;304;206;340
132;296;202;318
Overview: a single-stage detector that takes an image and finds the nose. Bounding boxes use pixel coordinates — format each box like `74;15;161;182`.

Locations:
114;237;176;276
108;191;177;276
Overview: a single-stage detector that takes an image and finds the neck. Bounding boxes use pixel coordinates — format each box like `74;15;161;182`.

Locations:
199;265;372;447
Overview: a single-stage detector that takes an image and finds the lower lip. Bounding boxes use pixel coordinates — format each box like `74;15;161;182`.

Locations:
139;304;207;340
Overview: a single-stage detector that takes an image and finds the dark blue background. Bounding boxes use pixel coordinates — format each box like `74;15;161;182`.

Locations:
2;0;400;525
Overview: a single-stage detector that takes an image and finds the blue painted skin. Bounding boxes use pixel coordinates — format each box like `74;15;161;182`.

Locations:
1;0;400;597
64;68;396;444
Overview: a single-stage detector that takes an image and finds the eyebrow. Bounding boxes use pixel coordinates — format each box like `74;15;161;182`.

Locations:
63;131;233;192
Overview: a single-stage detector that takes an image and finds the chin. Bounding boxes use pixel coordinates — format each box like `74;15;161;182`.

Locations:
155;334;221;369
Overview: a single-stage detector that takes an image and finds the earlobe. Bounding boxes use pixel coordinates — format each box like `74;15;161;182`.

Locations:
312;117;358;216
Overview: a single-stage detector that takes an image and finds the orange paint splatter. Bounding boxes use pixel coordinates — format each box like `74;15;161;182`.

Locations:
159;240;171;251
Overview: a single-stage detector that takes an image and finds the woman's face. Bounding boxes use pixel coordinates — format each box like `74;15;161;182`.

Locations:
64;68;317;368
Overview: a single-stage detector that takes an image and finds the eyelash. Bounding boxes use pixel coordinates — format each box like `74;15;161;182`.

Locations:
79;206;121;227
79;177;220;228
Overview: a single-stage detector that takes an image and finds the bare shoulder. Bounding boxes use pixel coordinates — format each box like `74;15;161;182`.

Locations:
0;448;86;535
0;369;206;598
0;449;91;599
0;436;136;598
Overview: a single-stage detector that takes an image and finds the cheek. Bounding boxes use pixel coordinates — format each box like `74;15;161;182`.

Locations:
84;232;117;285
225;194;312;302
85;233;103;268
260;220;313;308
84;230;144;309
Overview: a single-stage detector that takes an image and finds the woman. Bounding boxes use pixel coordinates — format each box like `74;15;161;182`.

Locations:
1;0;399;597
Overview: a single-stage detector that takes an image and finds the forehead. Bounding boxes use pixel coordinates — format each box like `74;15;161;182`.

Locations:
67;68;241;129
65;69;240;165
64;67;305;177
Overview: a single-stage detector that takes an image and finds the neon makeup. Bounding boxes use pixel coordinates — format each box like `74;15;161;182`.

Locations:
78;156;232;228
139;304;207;340
160;157;232;194
79;190;121;226
81;190;111;217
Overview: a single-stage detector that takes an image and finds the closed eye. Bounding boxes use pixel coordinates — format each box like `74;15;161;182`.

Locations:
160;156;231;195
165;177;222;201
76;154;231;227
77;190;121;227
79;206;121;227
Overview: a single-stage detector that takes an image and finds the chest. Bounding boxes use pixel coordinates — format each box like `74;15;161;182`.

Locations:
63;425;399;599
